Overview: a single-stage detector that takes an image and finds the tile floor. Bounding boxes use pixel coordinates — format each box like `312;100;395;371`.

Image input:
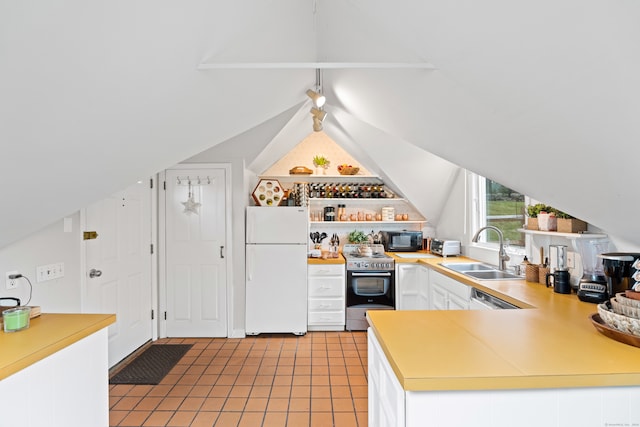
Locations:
109;331;368;427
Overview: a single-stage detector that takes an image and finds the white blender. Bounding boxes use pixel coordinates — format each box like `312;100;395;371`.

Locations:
575;238;610;303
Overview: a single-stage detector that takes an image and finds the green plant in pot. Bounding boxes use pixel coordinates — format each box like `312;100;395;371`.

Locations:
348;230;369;244
312;155;330;169
550;209;587;233
525;203;551;230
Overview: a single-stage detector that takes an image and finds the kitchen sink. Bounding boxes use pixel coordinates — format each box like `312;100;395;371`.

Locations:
440;262;524;281
440;262;495;272
463;270;523;280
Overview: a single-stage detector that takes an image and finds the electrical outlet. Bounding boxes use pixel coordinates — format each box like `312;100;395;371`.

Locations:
6;271;19;290
567;251;576;269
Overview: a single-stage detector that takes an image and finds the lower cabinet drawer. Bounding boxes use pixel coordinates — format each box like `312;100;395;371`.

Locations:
308;311;345;325
308;298;344;311
308;277;345;297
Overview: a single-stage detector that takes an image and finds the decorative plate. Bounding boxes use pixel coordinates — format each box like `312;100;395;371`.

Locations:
251;179;284;206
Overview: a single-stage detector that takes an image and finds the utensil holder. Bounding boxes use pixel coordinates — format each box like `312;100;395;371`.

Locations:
525;264;539;282
538;266;550;285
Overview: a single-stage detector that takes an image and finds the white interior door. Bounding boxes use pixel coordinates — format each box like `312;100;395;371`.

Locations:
163;167;228;337
84;180;153;367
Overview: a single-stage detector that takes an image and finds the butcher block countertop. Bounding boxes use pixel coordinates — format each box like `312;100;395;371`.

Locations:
0;313;116;380
369;253;640;391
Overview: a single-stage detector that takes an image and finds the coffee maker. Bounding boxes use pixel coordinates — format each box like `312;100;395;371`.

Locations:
599;252;640;299
575;238;610;303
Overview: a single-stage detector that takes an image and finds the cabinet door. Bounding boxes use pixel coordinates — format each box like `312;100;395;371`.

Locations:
430;283;447;310
368;329;405;427
448;293;470;310
429;271;471;310
396;264;421;310
417;265;430;309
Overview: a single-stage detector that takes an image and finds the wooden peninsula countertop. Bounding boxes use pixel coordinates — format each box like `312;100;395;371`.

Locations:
0;313;116;380
368;253;640;391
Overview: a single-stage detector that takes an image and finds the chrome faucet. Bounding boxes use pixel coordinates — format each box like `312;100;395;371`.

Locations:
471;226;510;271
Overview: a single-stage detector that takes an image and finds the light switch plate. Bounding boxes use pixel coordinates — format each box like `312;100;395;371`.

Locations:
36;263;65;283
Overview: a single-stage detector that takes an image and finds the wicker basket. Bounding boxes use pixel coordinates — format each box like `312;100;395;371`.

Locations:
338;166;359;175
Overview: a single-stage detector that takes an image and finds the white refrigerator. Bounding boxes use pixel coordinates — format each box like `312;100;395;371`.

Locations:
245;206;308;335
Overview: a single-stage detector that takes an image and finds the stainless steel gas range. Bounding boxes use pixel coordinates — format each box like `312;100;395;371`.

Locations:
342;244;395;331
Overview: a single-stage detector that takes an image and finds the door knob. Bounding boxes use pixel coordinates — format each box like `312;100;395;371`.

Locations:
89;268;102;278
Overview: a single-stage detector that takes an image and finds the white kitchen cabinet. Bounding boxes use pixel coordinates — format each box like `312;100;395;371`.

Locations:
368;329;405;427
396;263;430;310
429;270;471;310
308;264;345;331
370;327;640;427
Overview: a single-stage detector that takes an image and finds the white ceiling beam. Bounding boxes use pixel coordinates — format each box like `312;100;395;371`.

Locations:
197;62;436;70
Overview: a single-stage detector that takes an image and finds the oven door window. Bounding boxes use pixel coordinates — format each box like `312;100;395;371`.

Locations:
352;274;390;296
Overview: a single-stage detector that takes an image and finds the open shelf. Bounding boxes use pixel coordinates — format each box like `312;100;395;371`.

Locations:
518;229;607;239
311;220;425;225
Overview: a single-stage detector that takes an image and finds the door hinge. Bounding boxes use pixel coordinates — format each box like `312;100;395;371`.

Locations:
150;178;153;189
163;181;166;190
164;311;167;320
151;309;154;320
150;243;154;255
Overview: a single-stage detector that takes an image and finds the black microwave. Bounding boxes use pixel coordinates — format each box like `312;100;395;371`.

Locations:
380;231;423;252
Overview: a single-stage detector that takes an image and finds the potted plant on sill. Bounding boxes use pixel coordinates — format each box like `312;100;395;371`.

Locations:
526;203;550;230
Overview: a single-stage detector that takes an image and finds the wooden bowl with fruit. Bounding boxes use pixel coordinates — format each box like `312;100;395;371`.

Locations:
337;164;360;175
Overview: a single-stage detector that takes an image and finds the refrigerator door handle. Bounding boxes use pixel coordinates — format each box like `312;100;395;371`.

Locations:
246;246;253;281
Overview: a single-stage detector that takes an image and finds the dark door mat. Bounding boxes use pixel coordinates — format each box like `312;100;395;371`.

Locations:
109;344;193;385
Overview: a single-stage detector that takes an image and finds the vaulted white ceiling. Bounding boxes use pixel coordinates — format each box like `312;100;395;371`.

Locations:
1;0;639;248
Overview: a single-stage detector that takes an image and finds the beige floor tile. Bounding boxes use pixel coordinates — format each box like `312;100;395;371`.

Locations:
238;411;265;427
310;398;332;412
178;396;204;411
112;396;143;411
289;397;311;412
121;410;151;425
262;411;288;427
310;411;333;427
244;397;268;412
266;397;290;412
287;411;311;427
200;397;226;412
223;397;248;412
333;411;358;427
166;410;197;426
142;410;173;426
214;412;242;427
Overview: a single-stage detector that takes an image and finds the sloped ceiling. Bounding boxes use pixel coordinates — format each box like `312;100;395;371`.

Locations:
1;0;639;248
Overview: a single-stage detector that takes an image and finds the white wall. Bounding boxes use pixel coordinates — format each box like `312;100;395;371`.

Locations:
0;213;81;312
